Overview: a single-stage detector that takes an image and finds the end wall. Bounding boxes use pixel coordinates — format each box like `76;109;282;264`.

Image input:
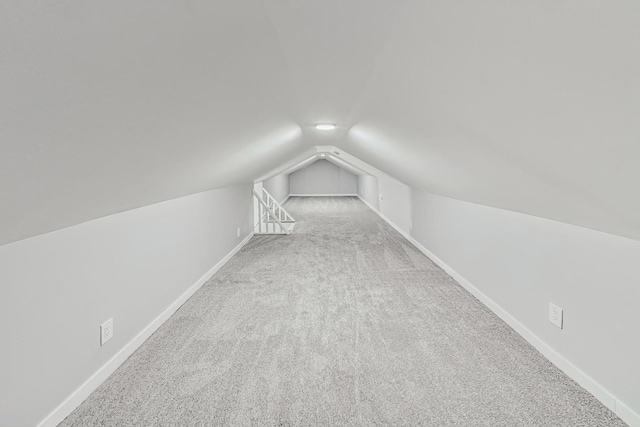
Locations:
0;183;254;427
290;160;357;196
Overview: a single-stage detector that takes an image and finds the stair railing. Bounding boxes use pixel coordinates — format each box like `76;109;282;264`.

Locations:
253;190;294;234
262;189;296;224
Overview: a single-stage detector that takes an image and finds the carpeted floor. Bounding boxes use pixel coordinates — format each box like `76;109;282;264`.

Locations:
61;196;626;426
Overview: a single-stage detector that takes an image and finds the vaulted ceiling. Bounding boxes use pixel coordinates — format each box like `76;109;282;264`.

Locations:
1;1;639;245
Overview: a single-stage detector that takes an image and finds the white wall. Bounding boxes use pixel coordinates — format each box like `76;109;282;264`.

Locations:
378;174;412;234
289;160;357;196
356;171;412;237
0;183;254;427
0;1;309;246
410;189;640;423
357;175;379;210
263;173;290;203
344;0;640;242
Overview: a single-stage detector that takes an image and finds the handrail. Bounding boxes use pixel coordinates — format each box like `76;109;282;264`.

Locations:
253;190;291;234
262;189;295;223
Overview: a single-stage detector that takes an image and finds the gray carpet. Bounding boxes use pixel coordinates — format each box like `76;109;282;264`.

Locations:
61;196;626;426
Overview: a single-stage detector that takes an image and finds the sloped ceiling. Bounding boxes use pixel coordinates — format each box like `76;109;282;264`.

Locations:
1;1;639;245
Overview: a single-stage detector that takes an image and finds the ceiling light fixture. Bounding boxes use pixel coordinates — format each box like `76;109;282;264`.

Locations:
315;123;336;130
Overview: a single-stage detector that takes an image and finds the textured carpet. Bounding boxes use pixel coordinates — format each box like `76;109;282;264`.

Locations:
61;196;626;426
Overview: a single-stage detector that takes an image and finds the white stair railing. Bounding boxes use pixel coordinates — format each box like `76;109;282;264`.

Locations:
262;189;295;224
253;189;296;235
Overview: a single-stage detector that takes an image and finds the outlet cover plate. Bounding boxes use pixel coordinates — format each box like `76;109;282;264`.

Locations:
101;318;114;346
549;303;563;329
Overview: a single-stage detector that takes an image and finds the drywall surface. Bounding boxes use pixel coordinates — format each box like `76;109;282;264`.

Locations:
289;160;357;195
345;0;640;241
378;174;412;234
357;171;411;236
339;168;358;195
263;173;290;203
357;175;379;210
0;183;253;427
0;1;309;246
410;189;640;420
4;0;639;244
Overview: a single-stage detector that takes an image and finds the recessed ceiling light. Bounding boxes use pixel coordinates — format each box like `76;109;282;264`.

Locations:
315;123;336;130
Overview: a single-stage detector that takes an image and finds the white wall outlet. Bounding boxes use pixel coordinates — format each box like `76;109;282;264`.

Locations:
379;194;384;201
549;303;563;329
100;318;114;346
236;227;241;238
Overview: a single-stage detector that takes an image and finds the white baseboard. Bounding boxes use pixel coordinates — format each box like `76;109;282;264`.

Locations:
289;194;358;197
618;402;640;427
357;196;413;242
357;195;377;211
280;194;291;205
37;232;255;427
357;196;640;427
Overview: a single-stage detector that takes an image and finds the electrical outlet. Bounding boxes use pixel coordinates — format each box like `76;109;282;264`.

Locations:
100;318;114;346
236;228;241;238
549;303;563;329
379;194;384;201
